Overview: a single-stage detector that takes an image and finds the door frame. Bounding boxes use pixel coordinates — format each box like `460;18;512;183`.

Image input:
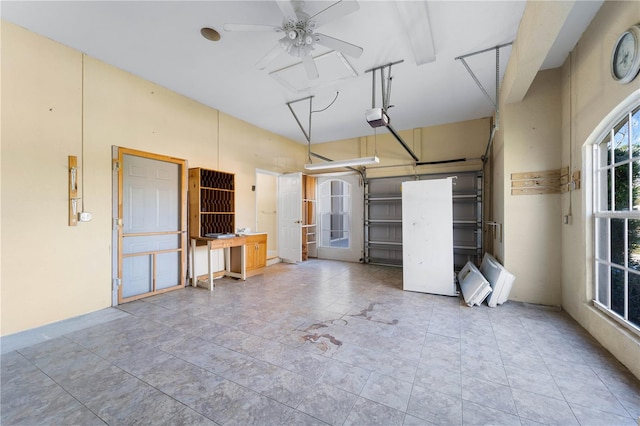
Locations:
316;172;364;262
111;146;188;305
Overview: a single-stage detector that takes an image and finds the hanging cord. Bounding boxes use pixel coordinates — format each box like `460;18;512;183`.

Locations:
311;91;339;114
305;92;340;163
373;127;378;157
81;53;85;212
495;46;499;109
568;49;574;217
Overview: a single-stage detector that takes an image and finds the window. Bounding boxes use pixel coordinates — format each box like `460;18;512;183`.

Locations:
319;179;351;248
593;105;640;332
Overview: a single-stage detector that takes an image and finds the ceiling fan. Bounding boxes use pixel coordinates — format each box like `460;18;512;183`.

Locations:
223;0;363;80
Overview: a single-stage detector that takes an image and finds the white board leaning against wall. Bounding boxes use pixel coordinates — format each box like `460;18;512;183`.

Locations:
402;178;457;296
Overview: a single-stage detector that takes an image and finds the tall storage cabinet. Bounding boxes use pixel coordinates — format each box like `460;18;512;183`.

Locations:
189;168;235;238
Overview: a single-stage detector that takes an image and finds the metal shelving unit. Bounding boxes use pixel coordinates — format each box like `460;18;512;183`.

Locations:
364;171;483;270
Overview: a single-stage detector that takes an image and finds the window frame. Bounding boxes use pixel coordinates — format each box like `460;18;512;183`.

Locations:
592;104;640;335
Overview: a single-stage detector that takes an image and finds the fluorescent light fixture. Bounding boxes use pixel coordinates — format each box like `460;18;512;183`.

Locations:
304;156;380;170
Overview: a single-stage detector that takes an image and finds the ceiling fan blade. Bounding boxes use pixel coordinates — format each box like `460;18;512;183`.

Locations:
276;0;298;22
302;55;319;80
223;23;282;32
310;0;359;28
255;44;284;70
314;33;363;58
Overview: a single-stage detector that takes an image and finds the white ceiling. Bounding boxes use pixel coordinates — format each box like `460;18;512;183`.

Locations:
2;1;602;145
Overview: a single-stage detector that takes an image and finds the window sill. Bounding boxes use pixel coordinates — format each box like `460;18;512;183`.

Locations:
591;300;640;340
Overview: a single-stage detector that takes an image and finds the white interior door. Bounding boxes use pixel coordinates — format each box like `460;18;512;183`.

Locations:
114;147;187;304
278;172;302;263
402;178;456;295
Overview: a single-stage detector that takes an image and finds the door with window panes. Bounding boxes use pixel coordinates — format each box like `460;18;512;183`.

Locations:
317;174;363;262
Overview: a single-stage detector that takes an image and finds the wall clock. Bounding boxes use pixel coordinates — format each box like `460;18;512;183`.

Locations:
611;24;640;84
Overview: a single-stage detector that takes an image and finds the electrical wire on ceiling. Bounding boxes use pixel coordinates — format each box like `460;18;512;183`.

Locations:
286;91;343;163
307;91;340;163
311;92;339;114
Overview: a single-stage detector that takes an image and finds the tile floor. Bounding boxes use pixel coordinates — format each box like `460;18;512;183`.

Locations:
2;259;639;425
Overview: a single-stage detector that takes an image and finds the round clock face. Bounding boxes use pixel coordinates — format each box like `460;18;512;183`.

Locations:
612;25;640;84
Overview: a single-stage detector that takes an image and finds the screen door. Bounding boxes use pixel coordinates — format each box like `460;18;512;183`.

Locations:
114;147;187;304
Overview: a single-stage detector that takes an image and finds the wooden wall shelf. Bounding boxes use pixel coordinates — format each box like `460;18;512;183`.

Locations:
189;167;235;238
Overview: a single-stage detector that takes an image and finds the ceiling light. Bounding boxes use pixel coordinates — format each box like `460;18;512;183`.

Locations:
304;156;380;170
200;27;221;41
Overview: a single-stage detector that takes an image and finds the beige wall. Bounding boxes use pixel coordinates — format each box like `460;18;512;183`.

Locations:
559;1;640;379
310;118;490;179
0;21;305;335
502;68;563;305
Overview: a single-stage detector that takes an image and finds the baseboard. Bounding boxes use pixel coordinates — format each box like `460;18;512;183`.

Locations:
266;256;281;266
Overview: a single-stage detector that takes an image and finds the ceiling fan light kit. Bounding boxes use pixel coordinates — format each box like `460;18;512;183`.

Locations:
278;13;316;57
